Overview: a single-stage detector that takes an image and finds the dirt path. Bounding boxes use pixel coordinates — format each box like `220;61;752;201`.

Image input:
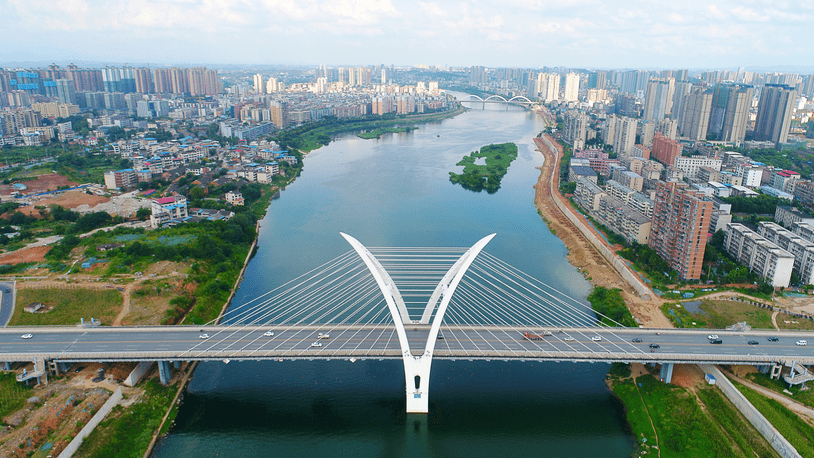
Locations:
771;310;780;330
530;112;669;328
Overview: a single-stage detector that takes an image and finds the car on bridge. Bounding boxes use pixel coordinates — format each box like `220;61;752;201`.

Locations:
563;336;575;341
318;333;330;339
748;340;759;345
199;334;210;339
649;343;660;349
591;336;602;341
311;342;323;348
632;338;642;343
21;334;33;339
263;331;274;337
708;335;719;340
710;339;723;344
797;340;808;346
768;337;779;342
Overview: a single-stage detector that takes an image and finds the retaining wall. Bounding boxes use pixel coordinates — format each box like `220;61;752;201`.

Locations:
698;364;800;458
58;387;123;458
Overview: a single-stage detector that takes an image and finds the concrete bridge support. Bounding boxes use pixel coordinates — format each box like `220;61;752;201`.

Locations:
158;360;172;385
659;363;674;384
4;362;10;371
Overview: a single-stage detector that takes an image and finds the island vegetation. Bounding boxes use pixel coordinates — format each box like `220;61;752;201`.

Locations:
357;126;417;139
449;142;518;193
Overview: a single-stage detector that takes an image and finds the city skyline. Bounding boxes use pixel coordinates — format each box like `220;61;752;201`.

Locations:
1;0;813;70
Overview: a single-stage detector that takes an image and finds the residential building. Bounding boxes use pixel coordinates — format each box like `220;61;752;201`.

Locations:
707;83;753;144
574;177;606;212
723;223;794;287
613;170;644;192
679;87;712;141
649;181;712;280
754;84;796;145
595;195;652;244
568;162;597;184
793;180;814;208
757;222;814;285
775;206;814;229
674;156;722;180
643;78;674;121
611;116;637;156
103;169;137;190
769;170;801;194
150;196;189;228
651;132;683;166
562;111;587;150
563;73;579;102
225;191;244;206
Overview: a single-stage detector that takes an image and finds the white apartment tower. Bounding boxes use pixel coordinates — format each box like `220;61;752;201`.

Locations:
563;73;580;102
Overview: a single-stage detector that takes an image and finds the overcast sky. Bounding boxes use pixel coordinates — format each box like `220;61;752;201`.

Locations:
2;0;812;70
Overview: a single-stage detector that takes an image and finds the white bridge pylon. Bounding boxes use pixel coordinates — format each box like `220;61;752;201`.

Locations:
341;232;496;413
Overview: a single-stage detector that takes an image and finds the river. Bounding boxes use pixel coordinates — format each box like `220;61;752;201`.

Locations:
151;100;637;457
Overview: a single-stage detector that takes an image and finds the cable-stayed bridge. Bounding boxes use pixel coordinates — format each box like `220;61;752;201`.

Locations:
2;234;813;413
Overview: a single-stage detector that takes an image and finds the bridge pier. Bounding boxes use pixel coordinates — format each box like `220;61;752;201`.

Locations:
158;360;173;385
659;363;674;384
4;362;9;371
403;354;432;413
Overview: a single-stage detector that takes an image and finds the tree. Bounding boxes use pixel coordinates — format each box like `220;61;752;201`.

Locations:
190;186;206;200
135;207;151;221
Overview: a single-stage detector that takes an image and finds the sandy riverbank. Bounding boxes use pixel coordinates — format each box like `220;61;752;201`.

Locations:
530;110;671;328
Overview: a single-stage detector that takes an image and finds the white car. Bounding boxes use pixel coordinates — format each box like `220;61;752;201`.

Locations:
564;337;576;341
198;334;210;339
707;335;719;340
311;342;323;348
21;334;33;339
591;336;602;341
263;331;274;337
317;333;330;339
797;340;808;346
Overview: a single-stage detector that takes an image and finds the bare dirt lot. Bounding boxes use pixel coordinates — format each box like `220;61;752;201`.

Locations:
0;246;50;265
17;191;110;216
0;173;77;197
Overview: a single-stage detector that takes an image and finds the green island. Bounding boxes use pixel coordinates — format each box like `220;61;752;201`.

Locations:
448;142;518;193
357;126;418;139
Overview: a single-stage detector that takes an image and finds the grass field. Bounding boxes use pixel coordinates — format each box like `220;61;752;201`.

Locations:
10;288;123;326
610;371;779;458
663;299;814;330
745;371;814;411
735;381;814;457
0;372;34;418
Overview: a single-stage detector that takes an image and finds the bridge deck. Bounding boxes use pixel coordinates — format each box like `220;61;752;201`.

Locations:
2;325;813;365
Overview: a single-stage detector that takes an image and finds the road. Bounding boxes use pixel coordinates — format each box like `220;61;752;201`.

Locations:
0;282;14;327
1;325;813;365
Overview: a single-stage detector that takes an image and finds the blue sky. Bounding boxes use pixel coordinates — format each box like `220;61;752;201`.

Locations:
2;0;812;70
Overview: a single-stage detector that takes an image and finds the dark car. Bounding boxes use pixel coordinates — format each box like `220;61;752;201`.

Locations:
768;337;779;342
748;340;759;345
710;339;723;344
649;343;660;349
632;338;642;343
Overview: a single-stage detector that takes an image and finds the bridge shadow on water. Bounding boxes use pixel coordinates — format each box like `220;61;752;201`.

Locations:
152;359;636;458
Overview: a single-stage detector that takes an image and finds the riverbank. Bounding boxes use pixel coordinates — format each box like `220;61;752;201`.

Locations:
530;114;670;328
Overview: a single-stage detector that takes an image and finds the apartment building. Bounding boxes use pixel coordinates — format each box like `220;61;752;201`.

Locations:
757;222;814;285
724;223;794;287
649;181;712;280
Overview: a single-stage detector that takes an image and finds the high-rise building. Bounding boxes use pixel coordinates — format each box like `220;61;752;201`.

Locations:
679;87;712;141
54;79;77;104
643;78;674;121
536;73;559;102
612;116;637;156
253;74;264;93
563;111;587;150
670;81;693;122
563;73;580;102
649;181;712;280
754;84;796;145
708;84;753;144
